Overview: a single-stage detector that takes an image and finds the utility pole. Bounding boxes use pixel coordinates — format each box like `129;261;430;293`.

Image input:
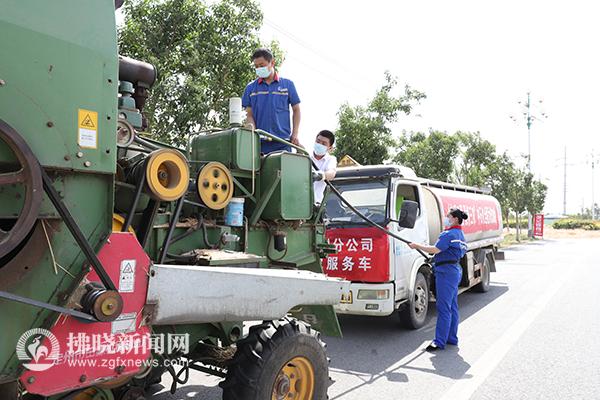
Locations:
526;92;532;171
592;149;596;220
563;146;567;215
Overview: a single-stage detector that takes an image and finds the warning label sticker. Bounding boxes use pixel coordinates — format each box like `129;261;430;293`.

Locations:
119;259;136;293
77;109;98;149
111;312;137;334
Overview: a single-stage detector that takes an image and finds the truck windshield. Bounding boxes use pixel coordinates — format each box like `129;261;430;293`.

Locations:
324;179;389;226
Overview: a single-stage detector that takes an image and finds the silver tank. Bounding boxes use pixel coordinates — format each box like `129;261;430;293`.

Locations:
420;182;503;246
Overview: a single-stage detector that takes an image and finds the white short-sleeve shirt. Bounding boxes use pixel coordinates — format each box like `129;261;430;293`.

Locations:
311;152;337;204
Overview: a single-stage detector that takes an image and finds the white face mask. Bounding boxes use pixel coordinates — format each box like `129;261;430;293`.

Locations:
314;142;328;156
255;66;271;78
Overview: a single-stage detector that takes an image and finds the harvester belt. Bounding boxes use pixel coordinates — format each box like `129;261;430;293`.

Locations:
0;290;97;322
40;166;117;291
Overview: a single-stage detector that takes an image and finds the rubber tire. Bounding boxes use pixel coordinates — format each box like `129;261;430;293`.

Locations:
221;317;329;400
473;257;491;293
400;272;429;329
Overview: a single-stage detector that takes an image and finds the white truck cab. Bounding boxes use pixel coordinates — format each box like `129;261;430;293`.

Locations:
323;165;503;328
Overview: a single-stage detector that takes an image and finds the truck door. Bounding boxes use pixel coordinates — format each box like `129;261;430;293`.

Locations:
391;182;428;300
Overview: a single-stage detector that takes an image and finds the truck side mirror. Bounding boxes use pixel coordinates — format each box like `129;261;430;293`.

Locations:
397;200;419;229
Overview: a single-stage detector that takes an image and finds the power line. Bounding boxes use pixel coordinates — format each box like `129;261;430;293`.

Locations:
263;18;377;98
263;18;372;82
282;52;371;98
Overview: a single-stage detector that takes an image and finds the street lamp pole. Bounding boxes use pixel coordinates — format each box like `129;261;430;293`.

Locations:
511;92;545;171
511;92;547;236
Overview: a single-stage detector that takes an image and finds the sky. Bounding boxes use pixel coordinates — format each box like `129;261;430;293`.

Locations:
257;0;600;215
117;1;600;215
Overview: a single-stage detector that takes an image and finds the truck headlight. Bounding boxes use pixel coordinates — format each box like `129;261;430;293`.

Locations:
357;289;389;300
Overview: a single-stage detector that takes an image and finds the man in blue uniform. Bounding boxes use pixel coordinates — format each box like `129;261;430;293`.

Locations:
242;48;301;154
409;208;469;351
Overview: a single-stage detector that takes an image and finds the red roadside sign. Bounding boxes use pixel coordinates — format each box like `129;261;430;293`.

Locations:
533;214;544;237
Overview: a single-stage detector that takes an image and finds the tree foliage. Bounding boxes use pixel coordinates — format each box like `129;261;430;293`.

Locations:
454;131;497;187
527;179;548;214
391;129;548;239
486;152;515;226
334;72;425;165
395;130;496;185
119;0;271;146
395;130;458;182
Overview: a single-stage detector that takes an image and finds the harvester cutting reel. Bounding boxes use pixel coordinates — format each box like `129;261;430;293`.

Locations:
0;120;122;323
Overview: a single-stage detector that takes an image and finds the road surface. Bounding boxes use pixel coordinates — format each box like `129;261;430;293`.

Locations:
149;238;600;399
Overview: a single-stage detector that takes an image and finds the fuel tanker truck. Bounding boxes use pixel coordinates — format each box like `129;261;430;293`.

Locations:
0;2;349;399
322;165;503;328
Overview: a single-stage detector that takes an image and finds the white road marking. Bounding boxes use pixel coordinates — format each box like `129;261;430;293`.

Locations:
439;272;570;400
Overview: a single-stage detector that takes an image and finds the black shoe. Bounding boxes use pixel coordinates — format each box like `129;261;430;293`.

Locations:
425;342;441;352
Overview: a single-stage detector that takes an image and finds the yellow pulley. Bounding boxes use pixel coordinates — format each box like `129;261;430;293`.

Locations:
196;162;234;210
112;214;134;233
145;148;190;201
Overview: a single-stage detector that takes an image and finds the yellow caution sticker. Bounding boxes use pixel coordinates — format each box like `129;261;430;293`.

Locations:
77;109;98;149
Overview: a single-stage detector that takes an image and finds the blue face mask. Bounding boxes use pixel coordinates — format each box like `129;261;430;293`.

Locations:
314;142;328;156
443;217;452;227
255;66;271;79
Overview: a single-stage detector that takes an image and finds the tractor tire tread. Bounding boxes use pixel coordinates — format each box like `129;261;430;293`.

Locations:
221;316;329;400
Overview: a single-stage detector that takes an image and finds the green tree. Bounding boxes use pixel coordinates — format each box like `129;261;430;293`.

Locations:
394;130;458;181
119;0;274;146
334;72;425;165
454;131;497;187
507;168;529;241
527;179;548;215
486;152;516;228
506;168;547;241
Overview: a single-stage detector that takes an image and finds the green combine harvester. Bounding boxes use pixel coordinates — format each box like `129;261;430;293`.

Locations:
0;1;348;399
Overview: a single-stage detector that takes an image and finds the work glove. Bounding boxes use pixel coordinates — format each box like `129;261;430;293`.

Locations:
312;171;324;181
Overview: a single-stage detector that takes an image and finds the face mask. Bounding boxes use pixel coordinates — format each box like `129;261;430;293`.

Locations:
255;66;271;78
314;142;328;156
443;217;452;227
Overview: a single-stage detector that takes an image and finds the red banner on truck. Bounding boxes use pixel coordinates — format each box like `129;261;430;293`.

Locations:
323;227;391;282
436;192;502;234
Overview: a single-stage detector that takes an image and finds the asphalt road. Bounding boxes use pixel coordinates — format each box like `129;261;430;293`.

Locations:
149;238;600;400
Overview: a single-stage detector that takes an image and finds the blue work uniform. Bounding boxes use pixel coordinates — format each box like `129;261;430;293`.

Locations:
432;226;467;348
241;73;300;154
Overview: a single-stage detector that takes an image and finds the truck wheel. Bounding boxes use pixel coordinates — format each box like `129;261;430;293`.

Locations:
221;317;329;400
400;272;429;329
473;257;491;293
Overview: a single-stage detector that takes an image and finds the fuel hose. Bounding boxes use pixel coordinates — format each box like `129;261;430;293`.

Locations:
322;179;431;261
253;128;431;261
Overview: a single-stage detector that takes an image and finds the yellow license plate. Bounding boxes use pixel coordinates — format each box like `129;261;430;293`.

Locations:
340;290;353;304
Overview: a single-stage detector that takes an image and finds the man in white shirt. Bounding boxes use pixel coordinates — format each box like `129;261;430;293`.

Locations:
310;130;337;204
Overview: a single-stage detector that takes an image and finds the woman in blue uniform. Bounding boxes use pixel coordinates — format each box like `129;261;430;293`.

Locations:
409;208;468;351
